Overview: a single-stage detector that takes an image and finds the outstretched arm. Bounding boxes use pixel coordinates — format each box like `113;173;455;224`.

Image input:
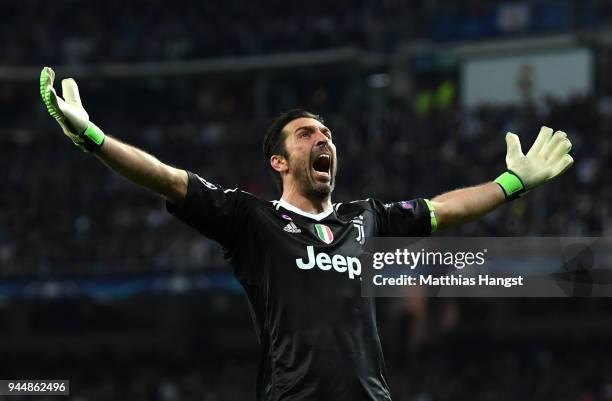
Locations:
94;137;187;204
429;127;574;230
40;67;187;205
430;182;504;230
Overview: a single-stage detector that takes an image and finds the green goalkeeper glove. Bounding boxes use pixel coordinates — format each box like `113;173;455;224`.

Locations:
495;126;574;200
39;66;105;152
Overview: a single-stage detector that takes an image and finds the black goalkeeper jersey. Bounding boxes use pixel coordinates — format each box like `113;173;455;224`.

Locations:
167;172;434;401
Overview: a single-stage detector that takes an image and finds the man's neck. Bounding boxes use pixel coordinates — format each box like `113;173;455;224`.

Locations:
280;190;332;215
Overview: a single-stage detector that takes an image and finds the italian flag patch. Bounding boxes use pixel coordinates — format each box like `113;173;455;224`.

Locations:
314;224;334;244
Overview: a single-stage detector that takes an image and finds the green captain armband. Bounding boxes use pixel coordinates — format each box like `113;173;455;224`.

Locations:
494;171;525;201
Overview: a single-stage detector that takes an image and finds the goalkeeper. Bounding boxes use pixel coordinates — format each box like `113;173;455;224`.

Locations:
40;67;573;401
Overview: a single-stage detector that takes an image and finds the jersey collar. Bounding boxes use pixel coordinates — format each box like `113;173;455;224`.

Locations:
278;198;334;221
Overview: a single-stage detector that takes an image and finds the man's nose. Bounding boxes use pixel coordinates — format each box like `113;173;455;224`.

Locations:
314;130;329;146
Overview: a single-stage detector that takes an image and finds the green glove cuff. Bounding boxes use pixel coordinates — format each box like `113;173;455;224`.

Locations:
494;171;525;201
423;199;438;233
74;122;105;152
82;122;105;151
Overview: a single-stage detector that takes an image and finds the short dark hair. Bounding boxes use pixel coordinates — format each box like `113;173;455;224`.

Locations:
263;109;324;193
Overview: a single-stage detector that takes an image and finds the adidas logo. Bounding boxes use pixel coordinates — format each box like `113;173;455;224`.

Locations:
283;222;301;233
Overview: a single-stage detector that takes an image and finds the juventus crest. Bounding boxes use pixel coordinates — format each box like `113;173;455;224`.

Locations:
352;215;365;244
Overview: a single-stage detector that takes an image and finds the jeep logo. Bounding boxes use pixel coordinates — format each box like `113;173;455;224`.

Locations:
295;245;361;279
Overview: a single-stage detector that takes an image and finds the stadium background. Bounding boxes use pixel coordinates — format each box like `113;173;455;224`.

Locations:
2;0;612;400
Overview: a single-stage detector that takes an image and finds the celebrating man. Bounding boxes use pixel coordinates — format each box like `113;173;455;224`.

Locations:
40;67;573;401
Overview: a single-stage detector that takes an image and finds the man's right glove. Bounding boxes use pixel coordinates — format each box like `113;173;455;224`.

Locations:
495;126;574;200
39;66;105;152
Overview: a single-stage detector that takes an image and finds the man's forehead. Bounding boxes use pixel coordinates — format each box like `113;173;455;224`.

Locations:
283;117;328;134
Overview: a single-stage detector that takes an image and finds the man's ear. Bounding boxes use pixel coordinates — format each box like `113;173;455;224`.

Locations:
270;154;288;174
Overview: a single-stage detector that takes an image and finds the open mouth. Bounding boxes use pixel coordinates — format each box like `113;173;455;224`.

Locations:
311;153;331;181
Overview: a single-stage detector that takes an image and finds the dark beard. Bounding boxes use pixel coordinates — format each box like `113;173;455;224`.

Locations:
293;161;334;200
309;184;332;199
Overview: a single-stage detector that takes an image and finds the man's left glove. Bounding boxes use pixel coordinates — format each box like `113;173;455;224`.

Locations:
495;126;574;200
39;66;105;152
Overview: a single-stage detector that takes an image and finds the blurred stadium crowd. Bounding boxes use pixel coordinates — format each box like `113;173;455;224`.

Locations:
6;342;612;401
1;0;606;65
